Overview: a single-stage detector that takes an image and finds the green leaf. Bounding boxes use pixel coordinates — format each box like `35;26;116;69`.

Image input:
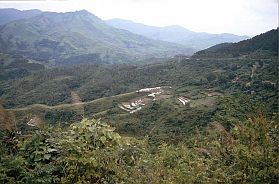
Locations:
34;153;42;162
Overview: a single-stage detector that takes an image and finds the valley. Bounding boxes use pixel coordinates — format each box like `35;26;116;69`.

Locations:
2;53;277;143
0;7;277;184
5;84;218;128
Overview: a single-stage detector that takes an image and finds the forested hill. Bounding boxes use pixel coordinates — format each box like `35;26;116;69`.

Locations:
0;9;193;65
193;28;278;58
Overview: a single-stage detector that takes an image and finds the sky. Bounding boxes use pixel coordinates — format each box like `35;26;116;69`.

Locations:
0;0;277;36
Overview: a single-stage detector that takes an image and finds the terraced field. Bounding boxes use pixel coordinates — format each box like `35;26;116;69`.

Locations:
6;85;223;135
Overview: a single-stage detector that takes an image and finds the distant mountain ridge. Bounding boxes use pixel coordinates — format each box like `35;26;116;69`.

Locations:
0;9;193;65
193;28;278;58
0;8;42;25
106;18;249;50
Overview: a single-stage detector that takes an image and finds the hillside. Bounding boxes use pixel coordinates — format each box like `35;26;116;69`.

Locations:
1;26;278;183
0;9;193;65
0;53;44;80
0;23;277;142
193;28;278;58
1;56;277;144
106;18;249;50
0;8;42;25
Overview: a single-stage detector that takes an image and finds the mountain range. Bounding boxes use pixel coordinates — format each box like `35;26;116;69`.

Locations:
0;8;254;66
0;9;193;65
106;18;249;50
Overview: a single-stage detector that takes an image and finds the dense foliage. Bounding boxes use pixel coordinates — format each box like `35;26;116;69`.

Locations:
1;55;277;147
2;56;277;108
0;53;44;79
0;115;278;183
193;28;278;58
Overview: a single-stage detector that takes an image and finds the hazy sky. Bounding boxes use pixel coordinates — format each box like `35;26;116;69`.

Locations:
0;0;277;36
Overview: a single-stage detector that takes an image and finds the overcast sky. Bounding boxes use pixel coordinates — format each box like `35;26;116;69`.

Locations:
0;0;277;36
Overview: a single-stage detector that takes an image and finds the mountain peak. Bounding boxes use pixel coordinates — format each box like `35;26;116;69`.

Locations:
68;9;101;21
74;9;93;16
76;9;90;13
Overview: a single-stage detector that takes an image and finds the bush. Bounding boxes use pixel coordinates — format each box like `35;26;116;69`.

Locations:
0;116;278;183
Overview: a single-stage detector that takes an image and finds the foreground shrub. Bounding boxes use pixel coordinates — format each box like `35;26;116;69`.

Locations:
0;116;278;183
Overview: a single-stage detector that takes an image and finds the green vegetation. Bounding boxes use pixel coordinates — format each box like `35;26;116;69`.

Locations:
1;55;277;144
0;9;193;65
0;13;278;183
0;53;44;80
0;114;278;183
193;28;278;58
3;56;277;108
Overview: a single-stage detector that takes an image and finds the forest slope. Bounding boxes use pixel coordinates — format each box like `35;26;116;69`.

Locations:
193;28;278;58
0;9;193;65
